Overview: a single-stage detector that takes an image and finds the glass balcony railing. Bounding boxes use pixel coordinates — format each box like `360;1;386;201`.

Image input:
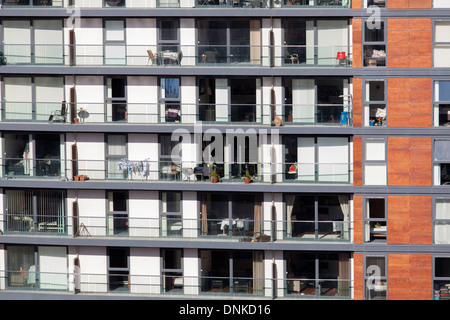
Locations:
0;158;353;185
1;102;353;127
0;0;351;8
286;278;351;298
0;44;352;68
0;214;352;242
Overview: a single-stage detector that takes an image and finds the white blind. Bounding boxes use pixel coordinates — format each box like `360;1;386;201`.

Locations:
434;0;450;8
317;137;349;182
108;135;127;156
366;139;385;161
35;77;64;102
365;163;387;185
105;20;125;41
436;199;450;219
38;246;68;290
435;22;450;43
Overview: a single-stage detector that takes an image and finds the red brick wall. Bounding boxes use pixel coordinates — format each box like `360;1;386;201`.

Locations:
388;254;432;300
387;19;432;69
387;195;432;245
387;137;432;186
387;0;432;9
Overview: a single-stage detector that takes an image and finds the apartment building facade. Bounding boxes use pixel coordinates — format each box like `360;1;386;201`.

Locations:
0;0;448;300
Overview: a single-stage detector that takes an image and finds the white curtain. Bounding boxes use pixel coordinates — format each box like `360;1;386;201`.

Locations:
292;79;314;124
252;251;263;295
297;137;315;181
34;20;63;64
38;246;68;290
3;20;31;64
285;195;296;237
317;20;348;65
317;137;349;182
338;195;349;238
4;77;32;120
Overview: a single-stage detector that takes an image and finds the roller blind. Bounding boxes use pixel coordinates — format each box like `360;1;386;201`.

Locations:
435;140;450;161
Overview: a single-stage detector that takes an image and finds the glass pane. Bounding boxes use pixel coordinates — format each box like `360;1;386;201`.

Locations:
162;192;181;213
438;81;450;102
366;256;385;277
108;191;127;212
109;248;128;268
105;20;124;41
366;139;385;161
436;199;450;219
435;258;450;277
160;78;180;99
365;21;384;42
365;81;384;101
367;198;385;219
163;249;182;270
160;20;178;41
7;245;35;288
108;135;126;156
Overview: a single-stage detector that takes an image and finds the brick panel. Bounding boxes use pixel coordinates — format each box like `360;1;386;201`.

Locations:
352;19;362;69
387;19;432;69
387;195;432;245
387;78;432;128
387;0;431;9
353;136;363;186
353;253;364;300
353;195;363;244
352;78;363;127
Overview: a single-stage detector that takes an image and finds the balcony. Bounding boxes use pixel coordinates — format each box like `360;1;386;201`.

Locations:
1;102;354;127
0;44;352;68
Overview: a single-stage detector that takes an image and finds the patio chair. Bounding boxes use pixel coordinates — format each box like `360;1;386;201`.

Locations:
48;101;67;123
147;50;157;65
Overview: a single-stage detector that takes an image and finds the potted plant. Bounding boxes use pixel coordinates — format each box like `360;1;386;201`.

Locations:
244;168;252;184
211;169;219;183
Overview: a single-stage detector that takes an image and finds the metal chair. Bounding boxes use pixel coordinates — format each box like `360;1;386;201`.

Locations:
48;101;67;123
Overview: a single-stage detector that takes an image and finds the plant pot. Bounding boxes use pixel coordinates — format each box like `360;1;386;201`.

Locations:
211;177;219;183
244;177;251;184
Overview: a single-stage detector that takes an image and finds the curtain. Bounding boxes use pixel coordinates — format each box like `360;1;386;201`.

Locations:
200;194;208;235
38;246;68;290
4;77;32;120
318;137;349;183
285;195;296;238
338;253;350;297
338;195;349;238
254;194;262;236
292;79;314;124
252;251;263;295
249;20;261;65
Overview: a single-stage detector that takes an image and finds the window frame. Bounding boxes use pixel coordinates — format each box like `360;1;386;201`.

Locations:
107;247;130;292
105;133;128;179
160;191;183;237
161;248;184;293
103;19;126;66
106;190;129;236
433;20;450;68
363;253;388;300
363;137;387;185
363;78;387;127
363;196;387;243
362;18;387;68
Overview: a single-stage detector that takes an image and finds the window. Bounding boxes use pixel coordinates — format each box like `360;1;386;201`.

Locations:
364;0;385;7
284;78;350;125
283;136;350;183
1;0;63;6
7;245;68;290
158;19;180;65
107;191;128;236
106;77;127;122
434;0;450;8
364;138;387;185
161;249;183;293
104;20;125;65
363;20;386;67
160;192;182;237
364;80;386;126
434;21;450;67
104;0;125;7
434;257;450;300
198;77;262;123
434;81;450;126
5;189;66;234
2;20;63;65
159;133;182;180
435;199;450;244
433;139;450;185
197;19;261;65
364;255;387;300
364;197;386;242
200;250;263;295
157;0;180;8
3;76;64;121
108;247;129;292
4;133;64;178
159;78;181;123
285;194;350;241
286;252;350;298
283;19;349;67
199;193;263;238
106;134;127;179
